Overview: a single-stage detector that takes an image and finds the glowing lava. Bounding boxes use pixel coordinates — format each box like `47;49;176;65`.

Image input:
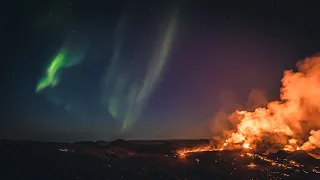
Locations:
243;143;252;149
176;145;219;158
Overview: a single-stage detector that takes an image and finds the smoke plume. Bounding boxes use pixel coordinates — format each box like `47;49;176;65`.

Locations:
213;55;320;154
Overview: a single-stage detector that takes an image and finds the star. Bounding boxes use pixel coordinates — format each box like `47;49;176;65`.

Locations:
149;8;152;12
253;48;256;51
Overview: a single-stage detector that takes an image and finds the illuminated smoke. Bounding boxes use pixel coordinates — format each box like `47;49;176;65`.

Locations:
214;55;320;153
301;130;320;151
210;90;241;142
246;89;268;111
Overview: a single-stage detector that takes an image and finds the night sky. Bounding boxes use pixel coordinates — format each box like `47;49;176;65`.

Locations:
2;0;320;142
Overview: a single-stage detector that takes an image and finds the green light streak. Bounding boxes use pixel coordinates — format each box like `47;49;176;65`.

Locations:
35;40;89;93
36;50;67;92
121;116;129;132
108;99;119;118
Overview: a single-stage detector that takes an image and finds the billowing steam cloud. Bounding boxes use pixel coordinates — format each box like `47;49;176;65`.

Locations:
213;55;320;154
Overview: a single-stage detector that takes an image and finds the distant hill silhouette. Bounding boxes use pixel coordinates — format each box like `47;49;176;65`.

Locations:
108;139;133;150
269;150;289;159
287;150;319;164
73;141;98;146
95;140;109;146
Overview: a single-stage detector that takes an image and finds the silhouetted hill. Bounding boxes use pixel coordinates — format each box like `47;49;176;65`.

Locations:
288;150;319;164
74;141;99;146
269;150;289;159
96;140;109;146
108;139;132;148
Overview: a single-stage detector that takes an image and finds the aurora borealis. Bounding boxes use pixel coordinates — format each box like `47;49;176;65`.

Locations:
36;49;66;92
36;36;90;92
35;5;179;132
102;9;179;131
3;0;320;141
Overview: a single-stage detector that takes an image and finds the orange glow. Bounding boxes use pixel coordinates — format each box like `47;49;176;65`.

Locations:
243;143;251;149
212;55;320;154
247;162;256;168
178;152;186;159
177;55;320;159
176;145;220;158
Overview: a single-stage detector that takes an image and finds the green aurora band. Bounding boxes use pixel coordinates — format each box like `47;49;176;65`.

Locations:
36;37;89;93
36;49;67;92
36;9;178;133
104;9;179;132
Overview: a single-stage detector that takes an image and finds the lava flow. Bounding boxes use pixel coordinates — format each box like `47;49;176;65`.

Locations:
177;145;218;158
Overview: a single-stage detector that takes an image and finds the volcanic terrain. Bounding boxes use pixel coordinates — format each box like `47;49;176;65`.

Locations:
1;139;319;180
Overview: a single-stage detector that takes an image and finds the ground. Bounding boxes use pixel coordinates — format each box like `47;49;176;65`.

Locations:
1;139;319;180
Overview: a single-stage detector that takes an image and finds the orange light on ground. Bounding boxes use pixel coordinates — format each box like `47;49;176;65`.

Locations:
178;152;186;159
247;162;257;168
